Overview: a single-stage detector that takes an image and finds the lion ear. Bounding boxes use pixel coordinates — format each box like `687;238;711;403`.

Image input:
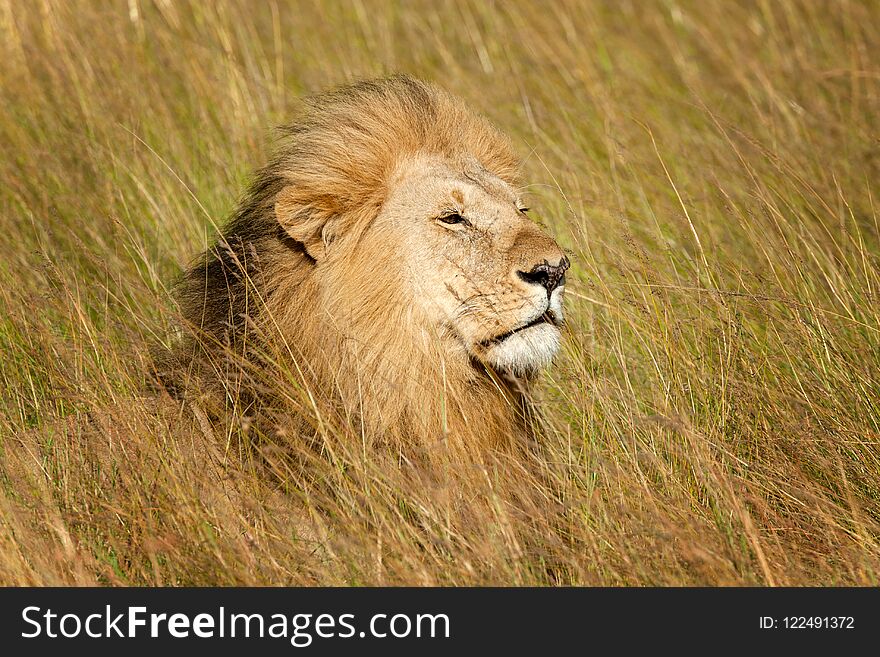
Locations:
275;186;338;262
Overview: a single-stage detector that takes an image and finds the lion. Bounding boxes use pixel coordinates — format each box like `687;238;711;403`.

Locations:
172;75;569;459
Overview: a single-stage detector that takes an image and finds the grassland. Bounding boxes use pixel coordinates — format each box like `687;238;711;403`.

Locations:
1;0;879;585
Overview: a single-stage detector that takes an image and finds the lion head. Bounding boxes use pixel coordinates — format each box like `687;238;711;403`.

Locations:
176;76;569;455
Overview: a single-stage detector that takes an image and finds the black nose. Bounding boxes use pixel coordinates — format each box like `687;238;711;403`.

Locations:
518;257;570;294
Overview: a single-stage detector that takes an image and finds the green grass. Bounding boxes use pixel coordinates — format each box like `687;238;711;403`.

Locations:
1;0;879;585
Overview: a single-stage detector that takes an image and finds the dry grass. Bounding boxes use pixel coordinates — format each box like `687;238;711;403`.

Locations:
1;0;879;586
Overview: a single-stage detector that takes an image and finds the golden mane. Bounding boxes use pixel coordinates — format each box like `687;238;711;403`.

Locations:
173;76;536;460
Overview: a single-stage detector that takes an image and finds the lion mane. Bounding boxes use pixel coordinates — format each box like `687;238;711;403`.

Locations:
173;76;541;459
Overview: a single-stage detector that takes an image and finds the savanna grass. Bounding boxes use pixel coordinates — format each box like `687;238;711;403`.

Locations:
1;0;878;585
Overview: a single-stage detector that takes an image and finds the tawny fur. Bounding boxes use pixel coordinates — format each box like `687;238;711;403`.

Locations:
172;76;567;461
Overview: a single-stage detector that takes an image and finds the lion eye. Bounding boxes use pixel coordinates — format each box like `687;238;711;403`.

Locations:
438;213;467;226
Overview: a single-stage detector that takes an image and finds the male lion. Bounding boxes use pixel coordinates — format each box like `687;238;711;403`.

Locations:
173;76;569;459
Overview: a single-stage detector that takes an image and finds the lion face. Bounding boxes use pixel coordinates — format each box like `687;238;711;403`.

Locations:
341;153;568;378
182;77;567;449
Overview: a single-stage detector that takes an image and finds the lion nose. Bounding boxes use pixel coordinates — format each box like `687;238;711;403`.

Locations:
517;256;570;295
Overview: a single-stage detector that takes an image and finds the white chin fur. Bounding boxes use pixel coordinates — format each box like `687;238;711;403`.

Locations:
484;323;561;377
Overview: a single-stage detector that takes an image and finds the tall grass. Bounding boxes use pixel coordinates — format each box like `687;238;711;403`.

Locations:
1;0;879;585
